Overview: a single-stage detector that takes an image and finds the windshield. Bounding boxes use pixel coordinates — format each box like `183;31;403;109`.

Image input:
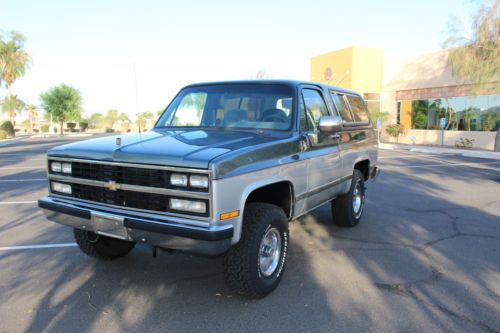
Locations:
156;84;294;131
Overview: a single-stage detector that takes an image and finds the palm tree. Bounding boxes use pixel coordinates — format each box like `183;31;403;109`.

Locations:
1;94;25;125
463;107;478;131
136;111;155;132
25;104;38;133
0;31;31;125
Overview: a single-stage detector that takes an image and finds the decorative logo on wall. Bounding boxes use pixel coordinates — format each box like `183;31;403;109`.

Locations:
324;67;332;82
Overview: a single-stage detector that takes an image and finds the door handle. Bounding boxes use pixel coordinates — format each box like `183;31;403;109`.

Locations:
329;134;340;139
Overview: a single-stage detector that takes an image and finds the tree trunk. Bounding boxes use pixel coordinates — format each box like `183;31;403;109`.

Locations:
7;85;15;126
60;121;64;135
495;129;500;152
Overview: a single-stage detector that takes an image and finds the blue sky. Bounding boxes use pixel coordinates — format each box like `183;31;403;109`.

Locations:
1;0;475;118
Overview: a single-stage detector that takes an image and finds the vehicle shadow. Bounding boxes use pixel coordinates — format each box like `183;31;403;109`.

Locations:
0;165;499;332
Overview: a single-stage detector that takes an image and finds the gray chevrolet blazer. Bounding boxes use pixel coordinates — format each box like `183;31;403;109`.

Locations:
39;80;379;298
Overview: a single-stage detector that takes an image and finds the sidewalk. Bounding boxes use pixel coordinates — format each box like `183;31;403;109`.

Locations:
379;142;500;160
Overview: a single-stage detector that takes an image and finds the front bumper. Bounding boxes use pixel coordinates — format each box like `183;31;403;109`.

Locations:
38;196;233;256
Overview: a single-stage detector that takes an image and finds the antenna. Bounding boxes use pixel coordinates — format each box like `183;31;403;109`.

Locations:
132;61;141;134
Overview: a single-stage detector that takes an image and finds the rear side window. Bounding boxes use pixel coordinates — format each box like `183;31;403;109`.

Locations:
346;95;369;122
302;89;330;129
331;93;353;122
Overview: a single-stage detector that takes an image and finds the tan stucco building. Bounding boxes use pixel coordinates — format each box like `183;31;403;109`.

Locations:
311;47;500;150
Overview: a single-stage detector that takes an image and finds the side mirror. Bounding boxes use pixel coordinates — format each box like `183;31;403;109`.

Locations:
319;115;343;133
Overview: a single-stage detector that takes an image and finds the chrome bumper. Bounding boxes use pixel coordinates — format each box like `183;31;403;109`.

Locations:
38;196;233;256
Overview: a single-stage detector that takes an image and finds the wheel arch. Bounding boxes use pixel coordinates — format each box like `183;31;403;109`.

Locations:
231;179;295;244
353;158;370;180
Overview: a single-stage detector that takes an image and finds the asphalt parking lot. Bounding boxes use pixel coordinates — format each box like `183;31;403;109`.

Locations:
0;136;499;333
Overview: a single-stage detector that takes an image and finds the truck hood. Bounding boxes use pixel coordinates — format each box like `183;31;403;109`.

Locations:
47;129;288;169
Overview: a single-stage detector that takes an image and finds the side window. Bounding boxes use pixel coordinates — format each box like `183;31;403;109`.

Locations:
346;95;369;122
299;95;310;131
331;93;354;122
302;89;329;130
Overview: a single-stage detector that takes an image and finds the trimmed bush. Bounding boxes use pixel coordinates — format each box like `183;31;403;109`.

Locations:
0;130;7;140
0;121;15;137
105;128;115;133
67;122;77;132
79;122;89;132
41;124;50;133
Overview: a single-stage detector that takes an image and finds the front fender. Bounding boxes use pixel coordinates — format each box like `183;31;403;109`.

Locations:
213;173;294;245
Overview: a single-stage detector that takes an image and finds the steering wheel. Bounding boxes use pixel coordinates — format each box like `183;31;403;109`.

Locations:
262;112;288;123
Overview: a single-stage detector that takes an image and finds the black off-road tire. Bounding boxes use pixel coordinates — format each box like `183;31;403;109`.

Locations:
223;202;289;299
74;229;136;260
332;169;366;228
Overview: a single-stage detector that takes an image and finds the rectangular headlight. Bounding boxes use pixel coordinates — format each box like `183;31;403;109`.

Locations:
62;163;72;174
170;174;188;187
169;198;206;214
51;162;62;173
51;182;72;194
190;175;208;188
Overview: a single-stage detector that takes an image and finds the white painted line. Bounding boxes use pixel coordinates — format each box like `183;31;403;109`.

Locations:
0;200;37;205
0;178;47;182
0;166;45;170
0;243;77;251
401;161;500;168
1;158;46;161
0;153;46;157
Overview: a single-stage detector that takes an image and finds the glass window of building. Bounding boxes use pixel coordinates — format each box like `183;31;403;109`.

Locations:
411;100;429;129
397;93;500;132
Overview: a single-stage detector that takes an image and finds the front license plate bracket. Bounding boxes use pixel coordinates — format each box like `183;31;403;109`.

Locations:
91;212;129;240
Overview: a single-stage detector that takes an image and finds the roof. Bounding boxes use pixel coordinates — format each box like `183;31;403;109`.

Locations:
182;80;361;96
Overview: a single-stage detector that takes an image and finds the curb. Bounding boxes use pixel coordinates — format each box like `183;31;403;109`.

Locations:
379;143;500;161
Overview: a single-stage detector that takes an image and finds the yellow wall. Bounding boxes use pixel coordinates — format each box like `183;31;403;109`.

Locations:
310;47;353;90
310;47;384;95
400;100;412;128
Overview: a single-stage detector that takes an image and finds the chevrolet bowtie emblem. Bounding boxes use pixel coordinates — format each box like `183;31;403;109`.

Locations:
104;180;120;191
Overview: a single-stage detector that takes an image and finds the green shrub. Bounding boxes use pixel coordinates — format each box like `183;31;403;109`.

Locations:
0;130;7;140
41;124;50;133
79;122;89;132
105;128;115;133
67;122;77;132
385;124;405;143
0;121;15;137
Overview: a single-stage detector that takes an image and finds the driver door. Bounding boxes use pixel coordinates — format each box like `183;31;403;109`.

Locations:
299;87;342;211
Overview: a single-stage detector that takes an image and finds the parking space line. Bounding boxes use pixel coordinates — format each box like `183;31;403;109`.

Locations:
0;153;46;156
0;167;45;170
0;178;47;182
1;158;46;161
0;243;77;251
0;201;38;205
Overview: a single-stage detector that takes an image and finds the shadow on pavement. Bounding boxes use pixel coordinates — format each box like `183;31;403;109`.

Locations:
0;159;499;332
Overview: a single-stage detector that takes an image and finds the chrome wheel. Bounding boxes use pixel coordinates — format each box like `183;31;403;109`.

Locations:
352;180;364;218
258;227;281;277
